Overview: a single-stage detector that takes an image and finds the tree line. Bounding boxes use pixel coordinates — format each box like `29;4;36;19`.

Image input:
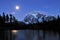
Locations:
0;12;60;26
0;12;17;24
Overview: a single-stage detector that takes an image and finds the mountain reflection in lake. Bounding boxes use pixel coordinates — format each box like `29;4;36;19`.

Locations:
14;30;59;40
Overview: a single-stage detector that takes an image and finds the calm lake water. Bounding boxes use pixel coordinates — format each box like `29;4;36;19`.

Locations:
14;30;59;40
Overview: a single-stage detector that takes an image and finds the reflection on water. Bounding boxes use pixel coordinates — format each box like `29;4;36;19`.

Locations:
12;30;18;35
11;30;59;40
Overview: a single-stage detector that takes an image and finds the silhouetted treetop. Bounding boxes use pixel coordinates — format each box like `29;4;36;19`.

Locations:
0;12;17;24
6;14;9;23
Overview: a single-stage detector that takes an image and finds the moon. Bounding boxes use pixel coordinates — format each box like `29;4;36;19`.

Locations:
15;5;20;10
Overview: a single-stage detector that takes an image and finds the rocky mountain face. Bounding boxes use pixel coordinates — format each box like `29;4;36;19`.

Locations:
24;11;56;24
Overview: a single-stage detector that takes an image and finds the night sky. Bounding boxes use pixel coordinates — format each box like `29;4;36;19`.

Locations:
0;0;60;21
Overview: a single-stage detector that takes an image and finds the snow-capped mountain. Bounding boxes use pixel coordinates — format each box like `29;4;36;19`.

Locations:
23;11;56;24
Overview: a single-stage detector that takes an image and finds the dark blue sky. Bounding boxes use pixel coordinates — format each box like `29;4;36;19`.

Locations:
0;0;60;21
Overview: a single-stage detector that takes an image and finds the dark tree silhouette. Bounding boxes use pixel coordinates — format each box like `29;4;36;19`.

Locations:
10;14;13;23
13;16;16;22
57;15;60;24
0;12;18;24
57;15;60;20
13;16;17;23
2;12;6;23
6;14;9;23
0;14;3;23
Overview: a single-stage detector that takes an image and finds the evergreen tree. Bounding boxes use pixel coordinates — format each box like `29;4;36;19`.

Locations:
6;14;9;23
57;15;60;20
0;14;3;23
2;12;5;23
10;14;13;23
13;16;17;23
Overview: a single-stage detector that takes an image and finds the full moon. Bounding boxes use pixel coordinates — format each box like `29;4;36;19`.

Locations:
15;5;20;10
